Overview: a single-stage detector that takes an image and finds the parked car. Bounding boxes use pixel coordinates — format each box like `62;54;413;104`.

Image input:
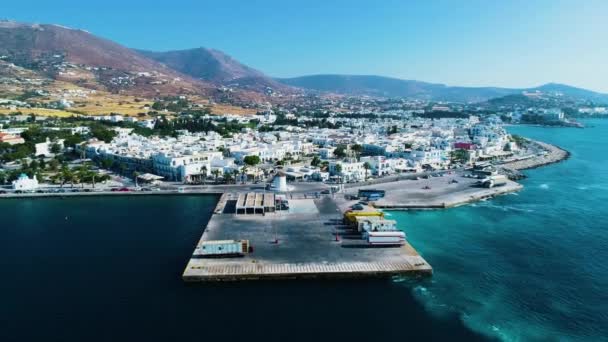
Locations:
118;187;130;192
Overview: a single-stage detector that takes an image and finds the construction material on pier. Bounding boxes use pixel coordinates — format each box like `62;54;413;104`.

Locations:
183;193;432;282
235;192;276;214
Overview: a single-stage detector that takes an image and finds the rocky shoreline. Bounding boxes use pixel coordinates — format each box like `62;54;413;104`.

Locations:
502;140;570;171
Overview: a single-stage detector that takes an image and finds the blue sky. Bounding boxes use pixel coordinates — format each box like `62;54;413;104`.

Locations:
3;0;608;92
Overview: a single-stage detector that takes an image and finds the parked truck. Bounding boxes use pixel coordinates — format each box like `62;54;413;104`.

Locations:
364;231;406;246
343;207;384;227
480;175;508;188
197;240;250;257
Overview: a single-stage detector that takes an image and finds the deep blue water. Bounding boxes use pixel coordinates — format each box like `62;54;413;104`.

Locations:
1;121;606;341
388;119;608;341
0;195;489;341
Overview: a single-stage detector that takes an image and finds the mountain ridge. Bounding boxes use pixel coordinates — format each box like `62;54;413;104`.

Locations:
137;47;293;94
1;20;606;105
278;74;608;103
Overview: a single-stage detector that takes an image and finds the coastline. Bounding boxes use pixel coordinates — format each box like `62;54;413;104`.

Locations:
0;138;570;208
501;140;570;171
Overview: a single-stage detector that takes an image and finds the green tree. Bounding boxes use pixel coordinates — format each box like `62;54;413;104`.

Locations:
334;163;342;175
201;166;208;185
0;170;7;185
48;158;60;172
240;166;248;184
223;172;233;184
38;157;46;170
50;143;62;154
450;150;469;164
334;145;347;159
100;157;114;170
211;169;221;184
118;163;128;176
311;155;321;167
232;169;239;184
90;124;117;143
133;171;140;187
351;144;363;159
243;155;261;167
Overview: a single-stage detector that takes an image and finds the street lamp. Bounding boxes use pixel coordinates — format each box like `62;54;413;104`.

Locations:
335;208;341;242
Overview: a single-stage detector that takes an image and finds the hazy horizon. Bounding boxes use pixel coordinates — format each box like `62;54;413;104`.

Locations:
3;0;608;93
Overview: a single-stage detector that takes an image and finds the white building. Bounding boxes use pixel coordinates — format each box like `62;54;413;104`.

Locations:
12;174;39;191
360;156;392;176
329;160;366;183
35;138;65;156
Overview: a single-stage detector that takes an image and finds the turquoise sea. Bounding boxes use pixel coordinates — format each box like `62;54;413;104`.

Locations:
389;119;608;341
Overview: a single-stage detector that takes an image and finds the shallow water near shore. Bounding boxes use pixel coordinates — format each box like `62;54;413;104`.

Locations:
390;119;608;341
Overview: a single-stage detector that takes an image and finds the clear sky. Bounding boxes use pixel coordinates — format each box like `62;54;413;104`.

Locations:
3;0;608;92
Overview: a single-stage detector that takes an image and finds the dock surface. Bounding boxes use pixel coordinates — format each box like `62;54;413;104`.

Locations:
183;194;432;281
341;172;522;210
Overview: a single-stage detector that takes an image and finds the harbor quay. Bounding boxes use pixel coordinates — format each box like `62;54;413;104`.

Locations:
340;172;522;210
183;193;433;282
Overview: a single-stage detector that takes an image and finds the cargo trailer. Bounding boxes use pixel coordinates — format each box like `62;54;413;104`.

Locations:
480;175;508;188
364;231;406;246
197;239;250;257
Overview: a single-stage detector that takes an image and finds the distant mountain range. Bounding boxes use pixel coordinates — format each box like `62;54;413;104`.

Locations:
1;19;606;106
137;48;290;93
278;75;608;103
0;20;211;97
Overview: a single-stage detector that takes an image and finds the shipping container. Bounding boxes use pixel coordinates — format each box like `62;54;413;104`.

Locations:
197;240;250;257
364;231;406;246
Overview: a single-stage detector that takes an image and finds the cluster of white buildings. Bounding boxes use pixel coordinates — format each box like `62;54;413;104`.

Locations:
79;112;514;184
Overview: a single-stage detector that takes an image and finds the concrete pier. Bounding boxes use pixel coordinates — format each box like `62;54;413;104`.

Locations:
183;194;432;282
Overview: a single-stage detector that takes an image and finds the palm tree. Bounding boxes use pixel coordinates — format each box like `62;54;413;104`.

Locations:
59;166;72;188
89;170;98;188
0;170;7;185
119;163;128;176
69;172;78;188
201;166;208;185
232;169;239;184
334;163;342;175
351;144;363;160
211;169;220;184
133;171;140;188
80;142;89;160
363;162;371;181
224;172;233;184
240;166;248;184
334;163;343;188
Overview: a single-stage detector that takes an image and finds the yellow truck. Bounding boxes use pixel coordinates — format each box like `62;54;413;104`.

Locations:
343;207;384;227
